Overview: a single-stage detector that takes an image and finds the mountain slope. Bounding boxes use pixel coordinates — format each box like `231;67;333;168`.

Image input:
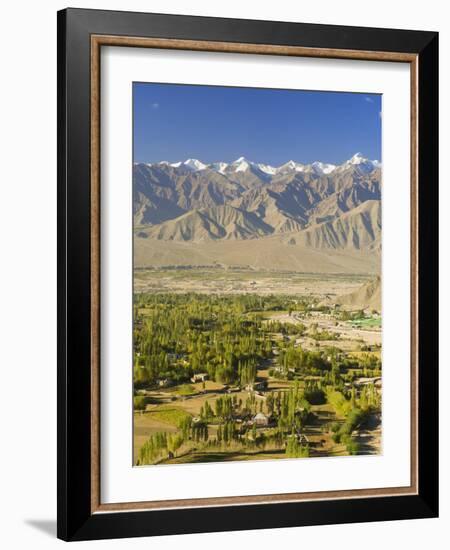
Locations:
141;205;274;242
289;200;381;250
335;276;381;310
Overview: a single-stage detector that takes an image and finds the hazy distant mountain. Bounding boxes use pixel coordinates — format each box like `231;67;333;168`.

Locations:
133;153;381;250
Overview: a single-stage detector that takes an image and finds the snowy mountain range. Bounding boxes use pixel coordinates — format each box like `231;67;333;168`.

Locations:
146;153;380;178
133;153;381;267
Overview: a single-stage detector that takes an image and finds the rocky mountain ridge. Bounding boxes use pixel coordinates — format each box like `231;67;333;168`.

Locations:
134;153;381;252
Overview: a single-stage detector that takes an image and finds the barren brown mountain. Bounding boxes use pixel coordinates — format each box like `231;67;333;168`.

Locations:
134;154;381;273
335;276;382;310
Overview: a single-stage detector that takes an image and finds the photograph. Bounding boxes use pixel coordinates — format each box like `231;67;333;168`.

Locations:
132;83;383;466
52;5;438;542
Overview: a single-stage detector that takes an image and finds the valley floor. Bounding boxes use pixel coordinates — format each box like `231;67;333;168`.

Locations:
134;234;380;274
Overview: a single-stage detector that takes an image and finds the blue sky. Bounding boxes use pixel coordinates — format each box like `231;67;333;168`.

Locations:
133;82;381;165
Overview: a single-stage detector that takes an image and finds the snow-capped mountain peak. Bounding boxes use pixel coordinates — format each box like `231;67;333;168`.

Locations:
183;158;207;171
149;154;380;177
209;161;229;174
255;163;277;175
228;157;278;176
341;153;380;174
348;152;367;165
310;161;337;175
277;160;306;173
231;157;252;172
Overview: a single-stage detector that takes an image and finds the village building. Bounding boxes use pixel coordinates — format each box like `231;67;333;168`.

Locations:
245;380;268;392
253;412;270;427
273;365;295;375
354;376;382;388
191;372;209;383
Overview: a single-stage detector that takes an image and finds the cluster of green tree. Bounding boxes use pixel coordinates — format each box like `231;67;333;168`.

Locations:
133;395;149;411
272;342;381;399
178;415;193;439
211;425;287;452
234;294;310;313
265;320;306;335
331;408;367;441
238;360;257;387
214;395;236;419
303;380;326;405
358;383;381;410
326;382;381;455
216;422;238;445
204;393;277;423
353;353;381;370
271;383;311;432
285;437;310;458
192;385;313;454
276;343;330;376
137;431;184;465
337;353;381;383
309;326;340;341
191;421;209;442
330;407;369;455
199;401;214;422
138;420;213;465
320;346;381;380
326;388;354;416
134;293;280;387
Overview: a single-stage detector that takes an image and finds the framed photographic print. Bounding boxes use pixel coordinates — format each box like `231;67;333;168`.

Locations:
57;8;439;541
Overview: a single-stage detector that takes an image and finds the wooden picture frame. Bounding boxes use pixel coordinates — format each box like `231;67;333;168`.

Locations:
57;8;438;541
